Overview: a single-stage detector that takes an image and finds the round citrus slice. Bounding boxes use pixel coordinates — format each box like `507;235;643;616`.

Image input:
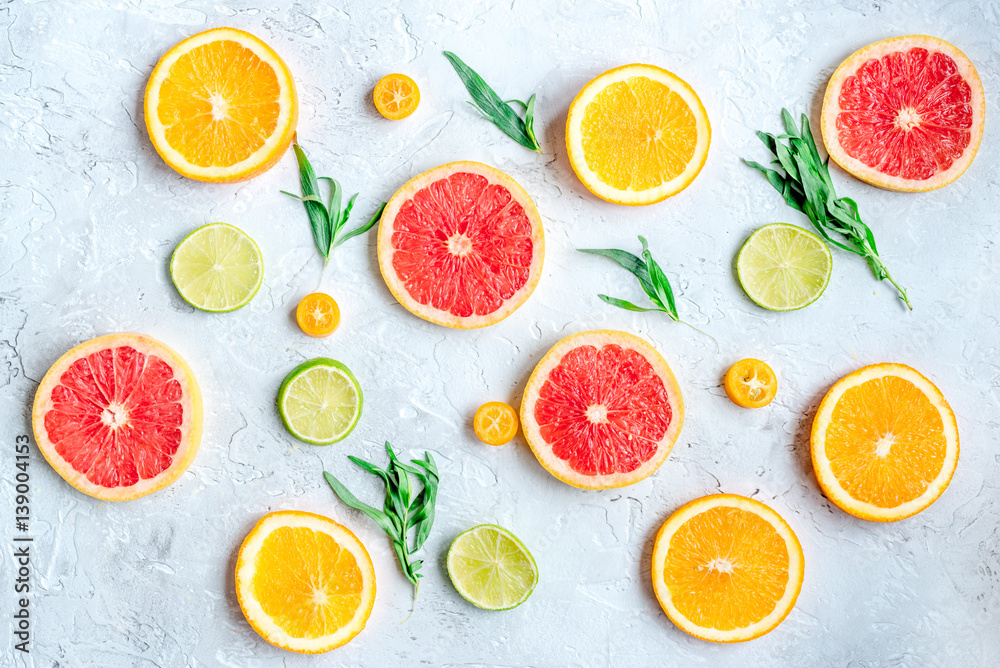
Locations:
236;510;376;653
565;63;711;205
651;494;804;643
31;333;202;501
377;161;545;329
736;224;832;311
473;401;519;446
447;524;537;611
820;35;985;192
296;292;340;337
811;363;959;522
277;359;363;445
373;73;420;120
520;330;683;489
170;223;263;312
144;27;298;182
724;358;777;409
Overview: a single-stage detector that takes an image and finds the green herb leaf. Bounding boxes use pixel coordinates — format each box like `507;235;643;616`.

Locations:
332;202;386;251
443;51;542;152
577;247;656;297
745;110;911;310
597;294;662;312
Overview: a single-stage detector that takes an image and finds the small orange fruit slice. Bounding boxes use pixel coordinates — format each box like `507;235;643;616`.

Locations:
565;63;711;205
474;401;519;446
144;27;298;182
811;363;959;522
296;292;340;337
651;494;804;643
724;358;777;408
236;510;376;654
374;73;420;120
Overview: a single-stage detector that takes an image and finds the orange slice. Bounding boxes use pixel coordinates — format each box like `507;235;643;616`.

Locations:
811;363;959;522
651;494;804;643
144;27;298;182
473;401;519;446
724;358;777;408
565;64;710;205
296;292;340;337
236;510;376;654
374;73;420;120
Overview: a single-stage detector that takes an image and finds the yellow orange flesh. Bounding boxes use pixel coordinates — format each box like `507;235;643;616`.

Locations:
651;494;803;643
144;28;298;182
235;511;375;654
724;358;777;408
474;401;519;446
566;64;710;205
811;363;959;521
296;293;340;337
374;73;420;120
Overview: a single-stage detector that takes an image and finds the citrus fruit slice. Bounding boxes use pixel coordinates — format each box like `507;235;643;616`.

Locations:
277;359;363;445
811;363;959;522
736;223;832;311
377;161;545;329
236;510;376;653
724;358;777;409
520;330;683;489
473;401;519;446
31;333;202;501
144;27;298;182
652;495;804;643
447;524;537;611
373;73;420;120
170;223;263;312
296;292;340;337
565;63;710;206
820;35;985;192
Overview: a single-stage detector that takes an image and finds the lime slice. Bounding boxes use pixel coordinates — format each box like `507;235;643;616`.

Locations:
277;359;363;445
736;223;832;311
447;524;537;611
170;223;263;312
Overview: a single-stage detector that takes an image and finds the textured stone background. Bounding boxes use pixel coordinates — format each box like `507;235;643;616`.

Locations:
2;0;999;666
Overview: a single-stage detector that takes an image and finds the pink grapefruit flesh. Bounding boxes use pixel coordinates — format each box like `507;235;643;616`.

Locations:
377;161;544;329
821;35;985;192
31;333;203;501
520;330;684;489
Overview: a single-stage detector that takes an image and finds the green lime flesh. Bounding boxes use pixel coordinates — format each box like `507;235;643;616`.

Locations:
277;358;363;445
170;222;263;313
736;223;833;311
447;524;538;611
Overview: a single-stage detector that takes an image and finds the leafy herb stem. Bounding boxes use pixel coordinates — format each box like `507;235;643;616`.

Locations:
281;142;387;265
743;109;912;310
579;236;717;347
443;51;541;153
323;443;438;616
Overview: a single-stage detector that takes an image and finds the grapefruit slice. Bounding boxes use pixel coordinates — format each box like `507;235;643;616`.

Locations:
377;161;544;329
520;330;683;489
821;35;985;192
31;333;203;501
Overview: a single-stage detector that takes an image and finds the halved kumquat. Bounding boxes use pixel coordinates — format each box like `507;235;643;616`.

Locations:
374;73;420;120
474;401;519;446
724;358;777;408
296;292;340;337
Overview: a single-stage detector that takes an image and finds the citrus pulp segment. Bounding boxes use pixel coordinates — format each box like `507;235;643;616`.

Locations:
278;359;363;445
170;222;263;312
724;358;777;409
31;333;202;501
377;161;545;329
811;363;959;522
473;401;519;446
565;63;711;205
374;73;420;120
144;27;298;182
651;494;804;643
736;223;832;311
447;524;538;611
236;510;376;653
296;292;340;337
520;330;683;489
820;35;985;192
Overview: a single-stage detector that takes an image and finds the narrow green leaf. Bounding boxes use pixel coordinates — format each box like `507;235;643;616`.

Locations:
339;192;358;233
332;202;386;250
323;471;399;539
640;236;678;319
524;93;540;153
598;294;663;312
578;247;656;297
288;144;333;258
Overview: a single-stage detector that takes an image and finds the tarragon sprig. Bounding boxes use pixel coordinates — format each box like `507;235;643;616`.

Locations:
282;142;387;264
443;51;541;152
323;443;439;610
579;236;714;343
744;109;912;310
